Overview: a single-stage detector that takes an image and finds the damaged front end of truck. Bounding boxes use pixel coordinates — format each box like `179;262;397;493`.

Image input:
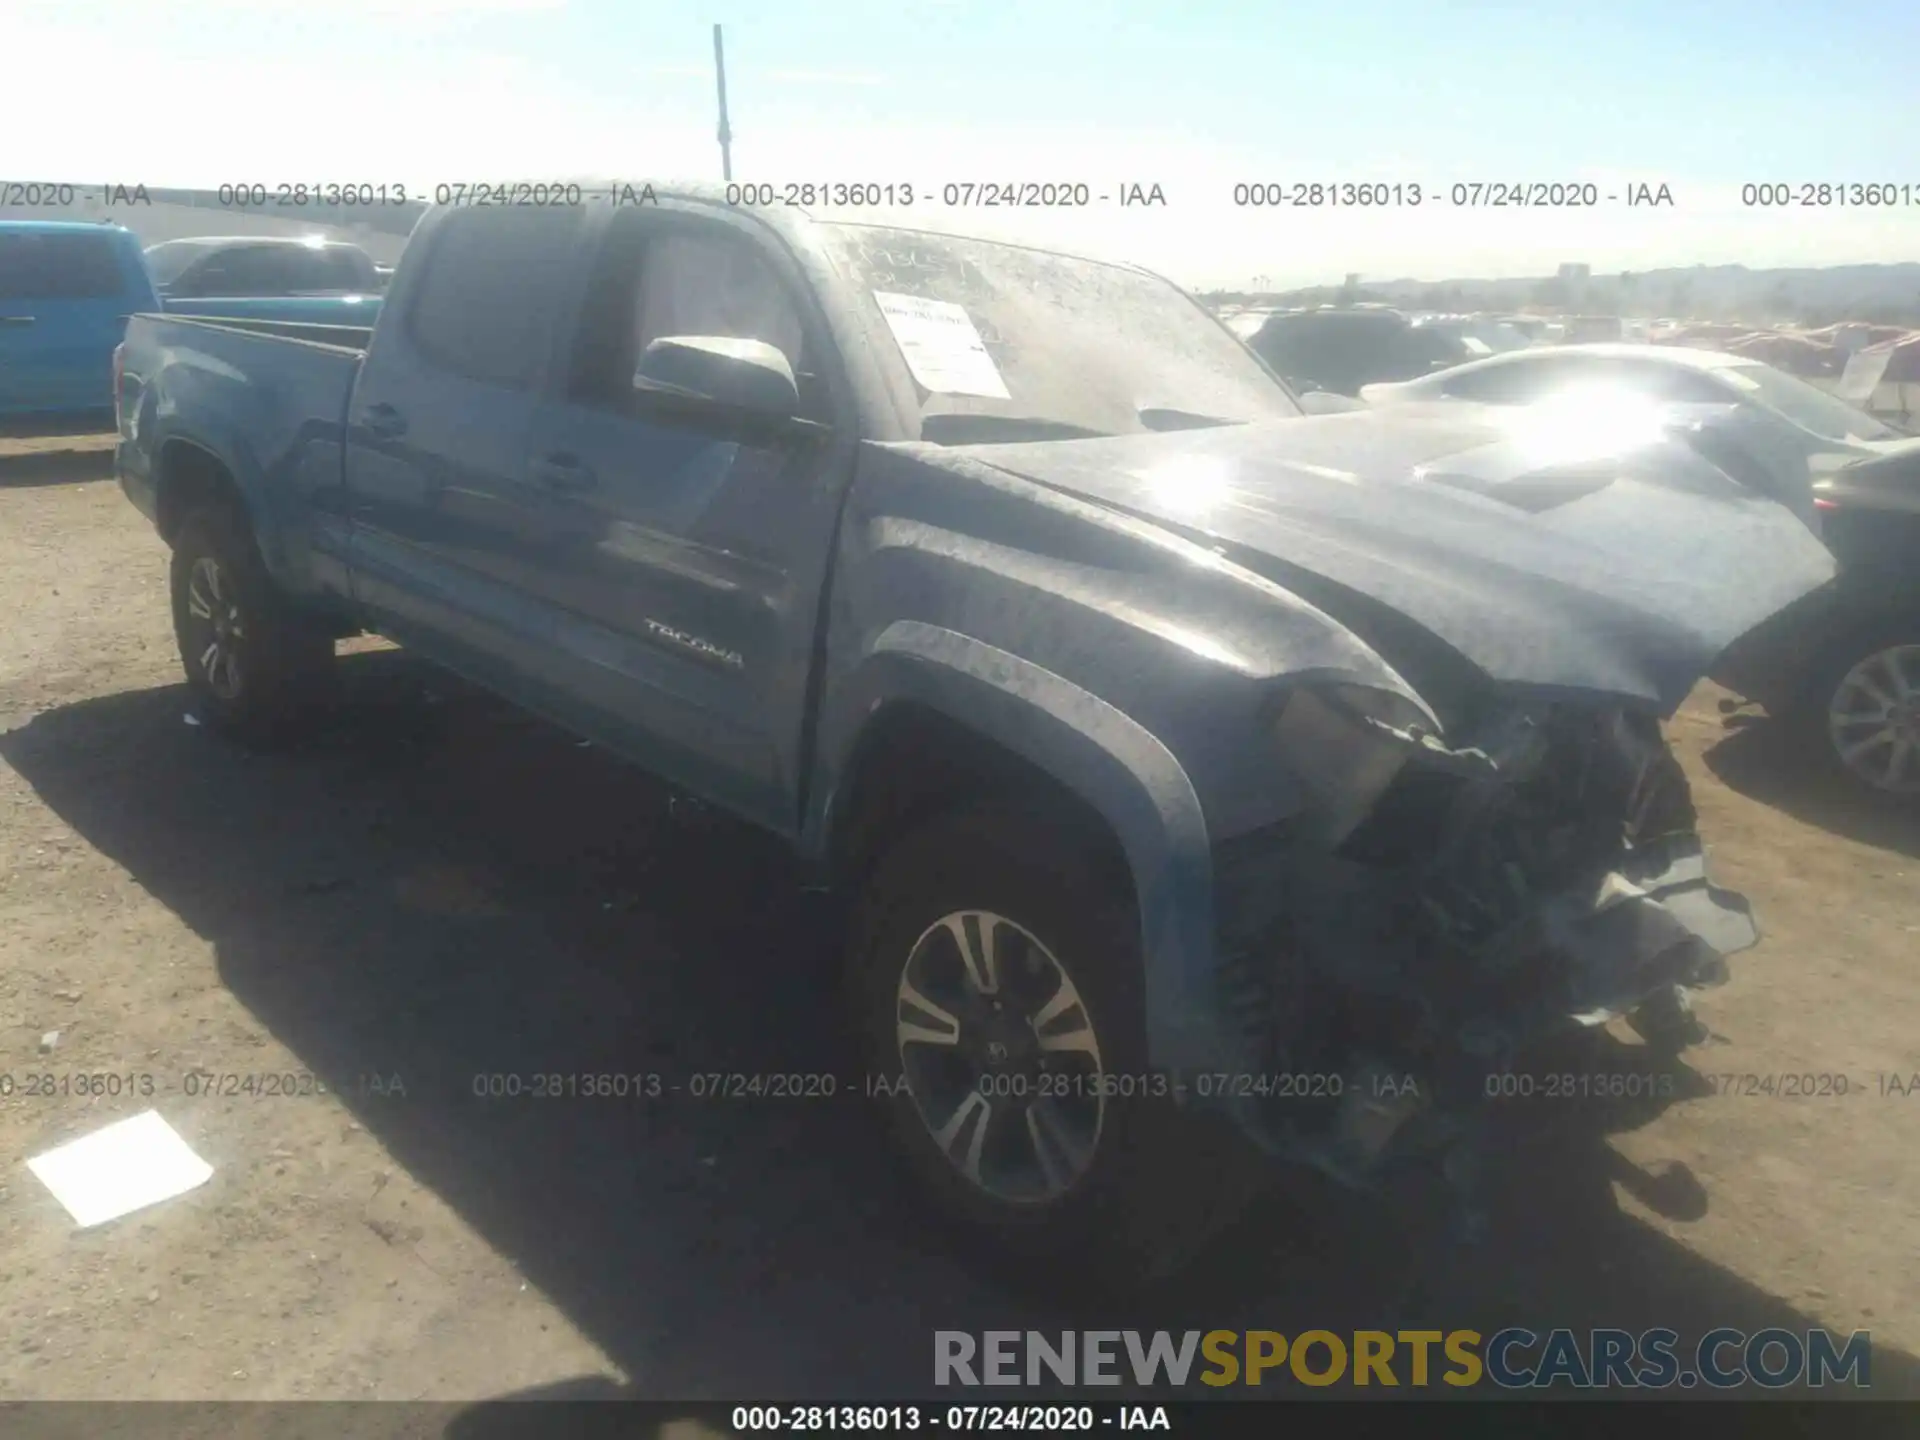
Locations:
938;407;1840;1225
1211;680;1757;1215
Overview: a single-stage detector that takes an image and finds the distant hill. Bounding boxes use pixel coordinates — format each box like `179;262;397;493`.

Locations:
1202;262;1920;328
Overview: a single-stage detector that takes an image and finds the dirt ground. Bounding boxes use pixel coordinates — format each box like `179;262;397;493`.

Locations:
1;434;1917;1407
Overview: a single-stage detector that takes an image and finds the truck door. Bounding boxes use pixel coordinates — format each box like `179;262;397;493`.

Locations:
342;205;588;689
516;206;856;833
0;228;147;416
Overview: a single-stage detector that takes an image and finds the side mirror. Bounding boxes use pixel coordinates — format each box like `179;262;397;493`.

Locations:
634;336;798;419
1298;390;1366;415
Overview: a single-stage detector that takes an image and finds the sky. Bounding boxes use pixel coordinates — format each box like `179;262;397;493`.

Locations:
8;0;1920;287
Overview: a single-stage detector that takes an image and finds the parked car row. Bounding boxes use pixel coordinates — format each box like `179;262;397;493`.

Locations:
108;183;1845;1283
1242;305;1538;396
1;222;386;418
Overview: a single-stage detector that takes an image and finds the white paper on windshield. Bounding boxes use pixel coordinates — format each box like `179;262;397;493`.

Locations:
26;1110;213;1228
1459;336;1493;356
871;292;1010;399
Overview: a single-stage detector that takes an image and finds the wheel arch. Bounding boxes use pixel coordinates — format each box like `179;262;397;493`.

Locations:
806;620;1236;1073
154;436;261;550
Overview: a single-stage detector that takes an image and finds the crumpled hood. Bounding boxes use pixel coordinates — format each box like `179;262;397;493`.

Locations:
936;406;1837;711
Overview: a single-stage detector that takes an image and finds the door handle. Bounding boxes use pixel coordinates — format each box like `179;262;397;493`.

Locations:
531;453;597;492
0;316;34;327
362;402;407;439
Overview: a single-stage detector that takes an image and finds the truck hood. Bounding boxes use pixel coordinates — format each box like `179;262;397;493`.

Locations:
937;406;1837;711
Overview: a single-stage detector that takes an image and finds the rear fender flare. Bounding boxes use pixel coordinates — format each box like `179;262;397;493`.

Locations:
152;426;285;577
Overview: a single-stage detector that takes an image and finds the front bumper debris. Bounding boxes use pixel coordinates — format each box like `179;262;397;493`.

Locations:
1206;697;1759;1199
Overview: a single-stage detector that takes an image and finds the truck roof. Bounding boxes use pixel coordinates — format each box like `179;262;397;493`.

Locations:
539;178;1165;282
0;219;137;236
144;235;365;249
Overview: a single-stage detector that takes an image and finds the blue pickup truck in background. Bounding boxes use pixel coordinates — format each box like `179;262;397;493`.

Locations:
113;186;1835;1282
145;234;387;302
1;221;382;418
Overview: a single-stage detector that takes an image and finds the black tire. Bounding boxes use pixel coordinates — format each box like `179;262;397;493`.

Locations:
170;504;334;745
1788;616;1920;804
848;800;1269;1291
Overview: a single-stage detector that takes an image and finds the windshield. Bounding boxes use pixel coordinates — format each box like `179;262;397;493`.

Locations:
143;241;215;286
821;224;1300;440
1723;360;1899;442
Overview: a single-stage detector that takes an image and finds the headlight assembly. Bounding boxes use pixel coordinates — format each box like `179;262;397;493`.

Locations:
1272;683;1440;845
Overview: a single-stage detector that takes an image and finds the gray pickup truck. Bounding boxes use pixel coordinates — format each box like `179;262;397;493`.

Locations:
114;183;1835;1280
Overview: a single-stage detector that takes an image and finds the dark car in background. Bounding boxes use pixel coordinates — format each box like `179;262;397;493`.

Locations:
1715;450;1920;800
1246;306;1528;396
144;235;383;300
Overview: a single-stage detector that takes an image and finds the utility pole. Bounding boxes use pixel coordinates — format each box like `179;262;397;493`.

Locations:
713;24;733;183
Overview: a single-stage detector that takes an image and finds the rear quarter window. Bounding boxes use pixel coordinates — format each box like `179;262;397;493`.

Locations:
0;231;128;300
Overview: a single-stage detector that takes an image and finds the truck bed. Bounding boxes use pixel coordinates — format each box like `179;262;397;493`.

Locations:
137;310;375;353
163;293;384;338
116;312;367;603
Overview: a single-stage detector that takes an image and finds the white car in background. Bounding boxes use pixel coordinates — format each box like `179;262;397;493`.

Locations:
1361;343;1913;477
1365;343;1920;798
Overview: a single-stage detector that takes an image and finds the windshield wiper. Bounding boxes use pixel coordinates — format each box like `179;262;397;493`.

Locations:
918;414;1113;445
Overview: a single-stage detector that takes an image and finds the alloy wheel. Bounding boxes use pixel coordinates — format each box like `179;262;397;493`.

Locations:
894;909;1107;1205
1827;643;1920;795
184;556;246;701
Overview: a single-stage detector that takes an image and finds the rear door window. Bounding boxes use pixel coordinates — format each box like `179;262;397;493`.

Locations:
1619;362;1731;404
406;207;583;390
309;247;372;291
1393;325;1469;376
189;246;309;296
0;231;127;300
1259;314;1403;392
1438;355;1591;403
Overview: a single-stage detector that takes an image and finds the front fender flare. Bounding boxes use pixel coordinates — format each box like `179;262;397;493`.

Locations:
806;620;1238;1073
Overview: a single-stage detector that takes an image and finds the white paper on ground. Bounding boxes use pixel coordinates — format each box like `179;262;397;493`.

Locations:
871;291;1011;399
26;1110;213;1228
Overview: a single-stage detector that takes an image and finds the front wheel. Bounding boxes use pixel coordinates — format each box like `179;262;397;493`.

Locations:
170;505;333;744
848;802;1266;1288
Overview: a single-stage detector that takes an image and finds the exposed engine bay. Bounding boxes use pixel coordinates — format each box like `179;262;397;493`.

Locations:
1215;685;1758;1197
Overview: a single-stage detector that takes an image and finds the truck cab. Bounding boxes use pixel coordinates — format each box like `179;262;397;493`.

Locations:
0;221;157;417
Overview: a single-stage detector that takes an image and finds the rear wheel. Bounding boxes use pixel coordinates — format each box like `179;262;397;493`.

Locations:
170;505;334;745
1795;621;1920;803
848;801;1266;1289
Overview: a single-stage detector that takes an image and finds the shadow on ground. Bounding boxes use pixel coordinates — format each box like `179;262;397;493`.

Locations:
0;447;116;487
0;412;115;441
1703;712;1920;860
4;650;1913;1401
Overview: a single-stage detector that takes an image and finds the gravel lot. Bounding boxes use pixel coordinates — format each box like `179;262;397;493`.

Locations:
1;433;1917;1406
